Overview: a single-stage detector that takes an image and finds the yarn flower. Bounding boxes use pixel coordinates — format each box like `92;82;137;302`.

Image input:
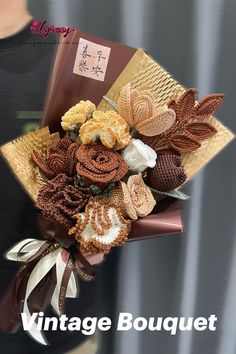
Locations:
36;173;90;228
79;110;131;149
121;139;157;172
109;173;156;220
76;144;129;187
69;196;131;254
61;100;96;131
146;154;187;191
117;83;176;136
31;138;79;179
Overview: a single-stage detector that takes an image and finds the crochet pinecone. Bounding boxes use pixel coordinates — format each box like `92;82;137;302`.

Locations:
146;154;186;191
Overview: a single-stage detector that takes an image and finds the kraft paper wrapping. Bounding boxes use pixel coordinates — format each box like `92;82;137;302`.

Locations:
0;50;234;201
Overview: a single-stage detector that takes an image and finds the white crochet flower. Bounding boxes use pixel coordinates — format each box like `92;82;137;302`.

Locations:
121;139;157;172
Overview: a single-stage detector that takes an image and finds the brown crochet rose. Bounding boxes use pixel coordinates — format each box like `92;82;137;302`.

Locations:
36;173;90;228
146;154;187;191
76;144;129;187
31;138;79;179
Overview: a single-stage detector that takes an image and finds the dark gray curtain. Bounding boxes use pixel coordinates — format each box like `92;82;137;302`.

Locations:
29;1;236;353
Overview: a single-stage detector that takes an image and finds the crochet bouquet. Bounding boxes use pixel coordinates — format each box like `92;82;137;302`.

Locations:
0;29;233;345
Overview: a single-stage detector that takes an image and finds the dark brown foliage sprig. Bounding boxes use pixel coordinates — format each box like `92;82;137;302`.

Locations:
36;173;90;228
140;89;224;154
31;138;79;179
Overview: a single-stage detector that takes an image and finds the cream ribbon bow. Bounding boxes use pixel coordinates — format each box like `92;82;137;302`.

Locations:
6;238;78;345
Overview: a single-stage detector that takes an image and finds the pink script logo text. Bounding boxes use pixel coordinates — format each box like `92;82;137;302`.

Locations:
30;19;75;38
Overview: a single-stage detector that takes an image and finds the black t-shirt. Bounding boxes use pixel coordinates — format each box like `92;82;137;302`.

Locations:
0;22;99;353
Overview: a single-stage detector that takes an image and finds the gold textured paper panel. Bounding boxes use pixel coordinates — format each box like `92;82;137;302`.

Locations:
98;50;234;181
0;127;60;201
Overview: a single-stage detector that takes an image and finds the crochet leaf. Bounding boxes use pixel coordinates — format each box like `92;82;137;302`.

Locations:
176;89;196;121
168;99;178;111
170;134;201;153
186;122;217;140
195;94;224;120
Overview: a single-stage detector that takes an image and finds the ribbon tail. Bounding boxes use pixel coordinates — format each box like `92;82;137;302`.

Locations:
51;252;78;316
23;248;61;345
66;270;78;298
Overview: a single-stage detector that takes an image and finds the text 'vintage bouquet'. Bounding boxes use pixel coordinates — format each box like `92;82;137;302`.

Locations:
0;29;234;344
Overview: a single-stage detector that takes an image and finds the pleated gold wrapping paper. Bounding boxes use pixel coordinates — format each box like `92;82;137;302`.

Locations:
0;49;234;201
0;127;60;201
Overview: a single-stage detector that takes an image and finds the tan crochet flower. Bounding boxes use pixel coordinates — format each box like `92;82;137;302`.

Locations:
79;110;131;149
117;83;176;136
76;144;129;187
109;173;156;220
61;100;96;131
69;196;131;254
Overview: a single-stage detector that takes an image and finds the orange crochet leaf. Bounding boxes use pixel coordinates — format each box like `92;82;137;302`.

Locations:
186;122;217;140
170;134;201;153
176;89;196;121
195;94;224;120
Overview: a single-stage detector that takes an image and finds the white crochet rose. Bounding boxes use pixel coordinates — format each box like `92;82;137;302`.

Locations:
121;139;157;172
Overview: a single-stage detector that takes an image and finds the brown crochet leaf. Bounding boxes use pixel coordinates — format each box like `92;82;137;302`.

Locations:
195;94;224;120
168;99;178;111
156;148;181;156
186;122;217;140
176;89;196;121
170;134;201;153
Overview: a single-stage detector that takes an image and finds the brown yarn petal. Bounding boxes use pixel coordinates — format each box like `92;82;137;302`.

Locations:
76;144;129;187
65;143;80;176
31;138;80;179
31;150;55;179
168;99;178;111
147;154;187;191
36;173;90;228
